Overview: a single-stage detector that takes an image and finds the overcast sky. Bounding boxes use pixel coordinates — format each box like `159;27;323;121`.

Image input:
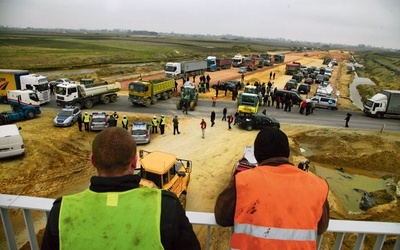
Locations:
1;0;399;49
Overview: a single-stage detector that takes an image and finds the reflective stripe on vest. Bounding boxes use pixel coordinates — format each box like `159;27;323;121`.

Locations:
83;115;90;123
59;187;163;250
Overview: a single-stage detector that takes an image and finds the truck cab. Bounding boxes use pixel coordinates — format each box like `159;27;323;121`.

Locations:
206;56;217;71
137;150;192;209
165;62;180;78
19;74;51;104
364;93;388;118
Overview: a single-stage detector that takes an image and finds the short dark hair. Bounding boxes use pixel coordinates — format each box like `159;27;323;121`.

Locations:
92;127;136;174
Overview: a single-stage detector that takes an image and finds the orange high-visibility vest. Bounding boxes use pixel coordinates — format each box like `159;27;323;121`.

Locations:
232;164;328;250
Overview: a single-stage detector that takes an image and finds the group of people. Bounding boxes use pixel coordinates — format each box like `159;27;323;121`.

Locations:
41;126;330;249
78;111;123;132
151;115;167;135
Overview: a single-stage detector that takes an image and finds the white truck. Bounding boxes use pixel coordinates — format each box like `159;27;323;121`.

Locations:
232;55;244;67
55;82;121;109
363;90;400;118
165;61;207;78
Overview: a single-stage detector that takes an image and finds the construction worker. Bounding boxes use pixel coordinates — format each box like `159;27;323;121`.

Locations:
83;112;91;132
215;128;329;249
112;111;119;124
152;116;158;134
121;115;128;130
159;115;166;135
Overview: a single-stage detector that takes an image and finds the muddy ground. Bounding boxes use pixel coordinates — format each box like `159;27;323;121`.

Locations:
1;51;399;249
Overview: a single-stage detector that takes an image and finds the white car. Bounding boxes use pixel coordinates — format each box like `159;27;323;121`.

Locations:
55;78;74;84
54;106;82;127
238;67;247;73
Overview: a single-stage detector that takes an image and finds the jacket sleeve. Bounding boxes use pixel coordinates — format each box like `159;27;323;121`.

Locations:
41;198;62;250
318;198;330;235
214;178;236;227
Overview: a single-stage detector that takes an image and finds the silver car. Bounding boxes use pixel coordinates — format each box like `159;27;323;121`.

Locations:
131;122;151;144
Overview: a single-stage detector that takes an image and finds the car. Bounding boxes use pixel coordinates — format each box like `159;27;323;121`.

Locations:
131;122;151;144
304;77;314;85
212;80;240;91
298;83;311;94
53;106;82;127
55;78;73;84
90;111;108;131
284;81;297;91
274;89;303;105
292;73;303;83
237;113;280;131
310;96;338;110
238;66;247;73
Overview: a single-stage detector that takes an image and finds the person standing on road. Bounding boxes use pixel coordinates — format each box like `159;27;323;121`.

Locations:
200;119;207;139
83;112;91;132
222;107;227;121
269;71;272;79
41;127;200;250
77;114;83;132
152;116;158;134
227;114;233;130
234;110;239;125
159;115;166;135
212;95;217;107
214;128;329;249
121;115;129;130
211;110;216;127
273;72;276;79
173;116;180;135
345;113;352;127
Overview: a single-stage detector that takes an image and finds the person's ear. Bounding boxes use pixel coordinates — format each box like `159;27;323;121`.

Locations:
130;154;138;170
90;154;97;169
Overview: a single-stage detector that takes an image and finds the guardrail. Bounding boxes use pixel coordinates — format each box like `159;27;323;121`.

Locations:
1;194;400;250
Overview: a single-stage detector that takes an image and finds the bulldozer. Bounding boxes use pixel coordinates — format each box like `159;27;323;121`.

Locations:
137;149;192;209
176;81;198;111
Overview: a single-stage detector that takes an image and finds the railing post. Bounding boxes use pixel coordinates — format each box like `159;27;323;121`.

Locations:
22;209;39;250
373;234;386;250
0;207;18;250
354;233;366;250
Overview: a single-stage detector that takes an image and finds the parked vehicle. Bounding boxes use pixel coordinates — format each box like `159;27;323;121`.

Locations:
274;89;303;105
237;93;259;114
363;90;400;118
315;74;326;84
273;54;285;63
212;80;240;91
177;81;198;111
0;70;50;104
292;73;303;83
284;81;298;91
55;81;121;109
232;55;244;67
53;106;82;127
243;57;261;71
137;149;192;208
298;83;311;94
0;90;41;125
236;113;280;131
131;122;151;144
304;77;314;85
128;78;174;106
164;61;207;78
0;124;25;159
89;111;108;131
55;78;74;84
260;53;273;66
310;96;338;110
238;66;247;73
205;56;232;71
285;62;301;75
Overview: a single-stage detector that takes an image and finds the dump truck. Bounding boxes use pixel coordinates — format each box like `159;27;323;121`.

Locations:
55;81;121;109
128;78;175;106
0;70;50;104
177;81;198;111
243;57;261;71
285;61;301;75
363;90;400;118
137;149;192;209
0;90;41;125
165;61;207;78
205;56;232;71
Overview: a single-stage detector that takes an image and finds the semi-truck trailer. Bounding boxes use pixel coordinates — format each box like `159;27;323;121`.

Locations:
0;70;50;104
165;61;207;78
205;56;232;71
128;78;175;106
0;90;41;125
55;82;121;109
363;90;400;118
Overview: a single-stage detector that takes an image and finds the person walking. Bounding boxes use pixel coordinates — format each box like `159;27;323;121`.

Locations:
83;112;91;132
212;95;217;107
214;128;329;249
152;116;158;134
41;127;200;250
159;115;166;135
345;113;352;127
77;114;83;132
211;110;216;127
121;115;128;130
227;114;233;130
222;107;227;121
173;115;180;135
299;100;306;114
200;119;207;139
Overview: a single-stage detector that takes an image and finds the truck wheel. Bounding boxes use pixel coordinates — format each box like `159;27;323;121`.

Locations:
102;96;110;104
110;95;118;103
74;103;82;109
26;110;36;119
246;124;253;131
144;98;151;107
377;113;384;118
162;92;168;100
151;97;158;104
190;101;196;111
168;91;173;99
85;100;93;109
179;193;187;209
177;102;182;110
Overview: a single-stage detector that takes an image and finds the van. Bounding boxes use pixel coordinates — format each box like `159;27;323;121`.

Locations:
0;124;25;159
310;96;338;110
275;89;303;105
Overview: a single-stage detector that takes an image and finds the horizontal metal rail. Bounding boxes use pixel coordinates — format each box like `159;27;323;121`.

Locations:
1;194;399;250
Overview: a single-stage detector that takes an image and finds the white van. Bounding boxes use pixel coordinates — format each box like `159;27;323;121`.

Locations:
0;124;25;159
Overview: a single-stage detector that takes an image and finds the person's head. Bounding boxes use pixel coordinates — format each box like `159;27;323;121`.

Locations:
91;127;137;176
254;128;290;163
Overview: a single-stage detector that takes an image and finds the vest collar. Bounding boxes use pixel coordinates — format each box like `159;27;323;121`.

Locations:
90;175;141;192
258;157;293;166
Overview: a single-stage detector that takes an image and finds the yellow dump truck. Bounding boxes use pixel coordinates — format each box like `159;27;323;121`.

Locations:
137;150;192;209
128;78;175;106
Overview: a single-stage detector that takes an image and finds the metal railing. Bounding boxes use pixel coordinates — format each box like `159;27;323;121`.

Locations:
1;194;400;250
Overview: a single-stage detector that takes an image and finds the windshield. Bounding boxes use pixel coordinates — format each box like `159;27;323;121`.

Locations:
165;66;176;72
59;111;73;116
36;83;49;91
55;86;67;95
241;95;258;106
365;100;373;107
129;82;145;92
29;93;39;102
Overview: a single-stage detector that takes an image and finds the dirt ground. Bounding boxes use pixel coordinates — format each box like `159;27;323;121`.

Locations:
1;51;399;249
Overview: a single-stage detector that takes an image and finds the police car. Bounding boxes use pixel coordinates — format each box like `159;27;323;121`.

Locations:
53;106;82;127
90;112;108;131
